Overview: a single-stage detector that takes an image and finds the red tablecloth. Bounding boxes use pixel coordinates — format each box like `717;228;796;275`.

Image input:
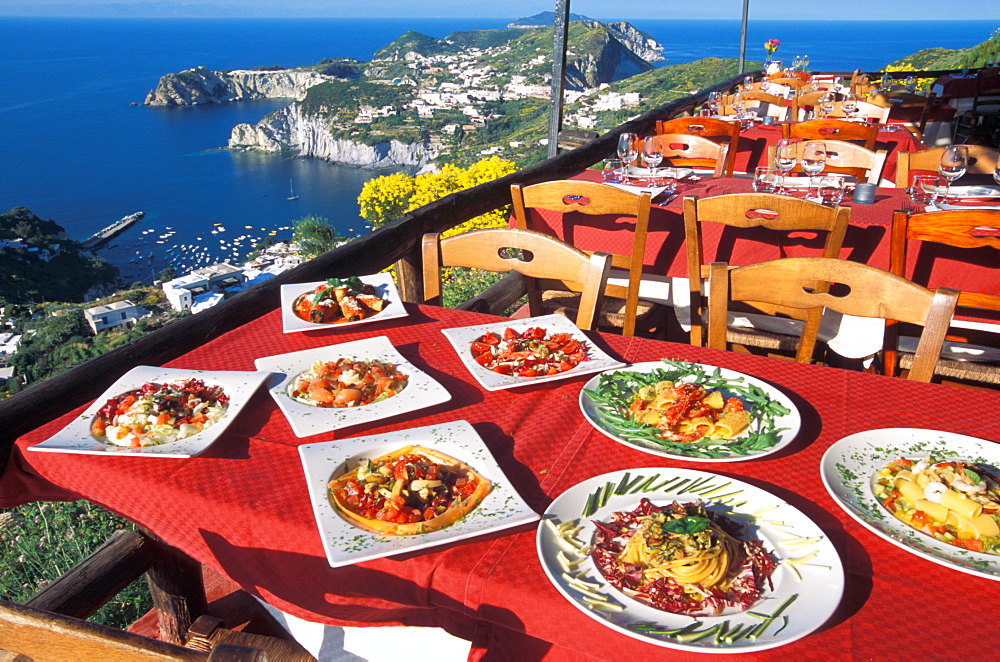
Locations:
522;173;1000;306
729;124;923;179
934;71;1000;99
3;304;1000;660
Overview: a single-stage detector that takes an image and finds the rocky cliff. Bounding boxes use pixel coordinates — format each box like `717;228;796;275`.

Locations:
565;28;656;89
599;21;665;64
144;66;331;106
228;104;437;169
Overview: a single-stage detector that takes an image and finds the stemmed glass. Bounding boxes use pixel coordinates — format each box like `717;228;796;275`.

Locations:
617;132;638;167
818;92;836;119
799;54;810;72
800;141;827;194
994;162;1000;186
641;136;663;176
841;91;858;120
707;91;721;116
731;91;747;119
938;145;968;202
791;55;802;71
774;139;798;194
904;76;917;93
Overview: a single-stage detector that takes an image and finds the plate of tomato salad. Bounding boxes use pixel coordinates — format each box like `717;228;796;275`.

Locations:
441;314;625;391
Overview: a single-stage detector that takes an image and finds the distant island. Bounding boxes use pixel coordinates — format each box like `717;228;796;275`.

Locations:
141;16;998;174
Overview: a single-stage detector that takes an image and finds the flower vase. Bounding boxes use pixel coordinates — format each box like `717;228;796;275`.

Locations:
765;59;782;76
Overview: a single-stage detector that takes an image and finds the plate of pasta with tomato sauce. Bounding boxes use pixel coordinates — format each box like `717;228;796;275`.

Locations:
821;428;1000;581
536;468;844;652
440;314;625;391
299;420;539;567
280;273;407;333
254;336;451;438
580;359;800;462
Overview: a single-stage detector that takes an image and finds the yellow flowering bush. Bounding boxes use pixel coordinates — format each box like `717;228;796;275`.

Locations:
882;64;934;93
358;156;517;238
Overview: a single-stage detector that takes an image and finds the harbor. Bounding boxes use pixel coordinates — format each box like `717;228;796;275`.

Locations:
81;211;145;249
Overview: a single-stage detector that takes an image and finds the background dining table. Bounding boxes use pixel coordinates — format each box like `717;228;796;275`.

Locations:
523;172;1000;317
728;122;924;180
3;303;1000;660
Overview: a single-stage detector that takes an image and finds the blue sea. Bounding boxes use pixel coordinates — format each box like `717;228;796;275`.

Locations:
0;17;993;282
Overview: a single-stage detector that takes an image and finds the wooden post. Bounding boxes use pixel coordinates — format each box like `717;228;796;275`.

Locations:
141;528;207;645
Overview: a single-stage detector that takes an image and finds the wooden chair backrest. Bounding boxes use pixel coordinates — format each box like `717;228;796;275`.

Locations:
0;598;245;662
647;133;730;177
682;193;851;347
422;227;613;331
890;209;1000;312
783;119;879;150
721;91;790;121
825;101;891;123
766;139;888;184
768;77;809;91
707;257;959;381
894;145;1000;188
655;117;739;176
509;181;651;334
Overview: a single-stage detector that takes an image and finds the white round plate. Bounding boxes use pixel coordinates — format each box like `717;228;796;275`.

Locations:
580;361;800;462
821;427;1000;581
537;468;844;653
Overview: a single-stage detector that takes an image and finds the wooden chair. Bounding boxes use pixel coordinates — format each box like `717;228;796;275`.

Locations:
720;91;790;121
869;91;938;140
887;209;1000;384
645;133;730;177
682;193;851;351
707;257;959;381
508;182;653;335
894;144;1000;188
782;118;879;150
766;139;889;184
767;77;809;93
953;67;1000;145
422;226;613;331
655;116;739;177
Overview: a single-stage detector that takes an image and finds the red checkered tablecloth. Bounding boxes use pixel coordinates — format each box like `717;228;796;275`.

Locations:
3;304;1000;660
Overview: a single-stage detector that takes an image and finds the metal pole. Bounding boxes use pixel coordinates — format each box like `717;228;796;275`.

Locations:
547;0;571;158
738;0;750;74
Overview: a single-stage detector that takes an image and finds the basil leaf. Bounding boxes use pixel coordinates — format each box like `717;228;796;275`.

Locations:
662;515;711;535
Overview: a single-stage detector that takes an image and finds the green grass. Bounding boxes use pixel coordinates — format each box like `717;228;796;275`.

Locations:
0;501;153;629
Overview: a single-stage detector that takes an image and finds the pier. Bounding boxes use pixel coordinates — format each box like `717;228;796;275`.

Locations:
81;211;144;248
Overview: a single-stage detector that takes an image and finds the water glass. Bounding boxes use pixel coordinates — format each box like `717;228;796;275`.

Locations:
753;167;779;193
811;176;846;206
909;174;941;205
602;158;625;184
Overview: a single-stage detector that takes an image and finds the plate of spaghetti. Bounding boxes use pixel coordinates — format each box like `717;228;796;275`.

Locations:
580;359;799;462
537;468;843;652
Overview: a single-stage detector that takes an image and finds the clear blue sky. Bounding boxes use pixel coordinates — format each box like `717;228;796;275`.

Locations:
6;1;1000;20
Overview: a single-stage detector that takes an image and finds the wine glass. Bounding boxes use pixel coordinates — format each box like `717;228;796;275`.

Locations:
880;74;892;93
641;136;663;174
904;76;917;93
800;141;827;194
800;54;810;72
743;75;754;91
774;139;798;194
818;92;836;119
617;132;637;166
841;91;858;120
992;162;1000;186
731;91;747;118
938;145;968;201
707;91;721;116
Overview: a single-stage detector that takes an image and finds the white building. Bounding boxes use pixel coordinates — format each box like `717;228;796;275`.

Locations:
83;300;148;334
162;263;245;312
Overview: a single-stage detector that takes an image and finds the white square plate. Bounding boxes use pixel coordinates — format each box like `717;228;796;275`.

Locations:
299;420;539;567
280;273;408;333
254;335;451;438
28;366;271;458
440;314;625;391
